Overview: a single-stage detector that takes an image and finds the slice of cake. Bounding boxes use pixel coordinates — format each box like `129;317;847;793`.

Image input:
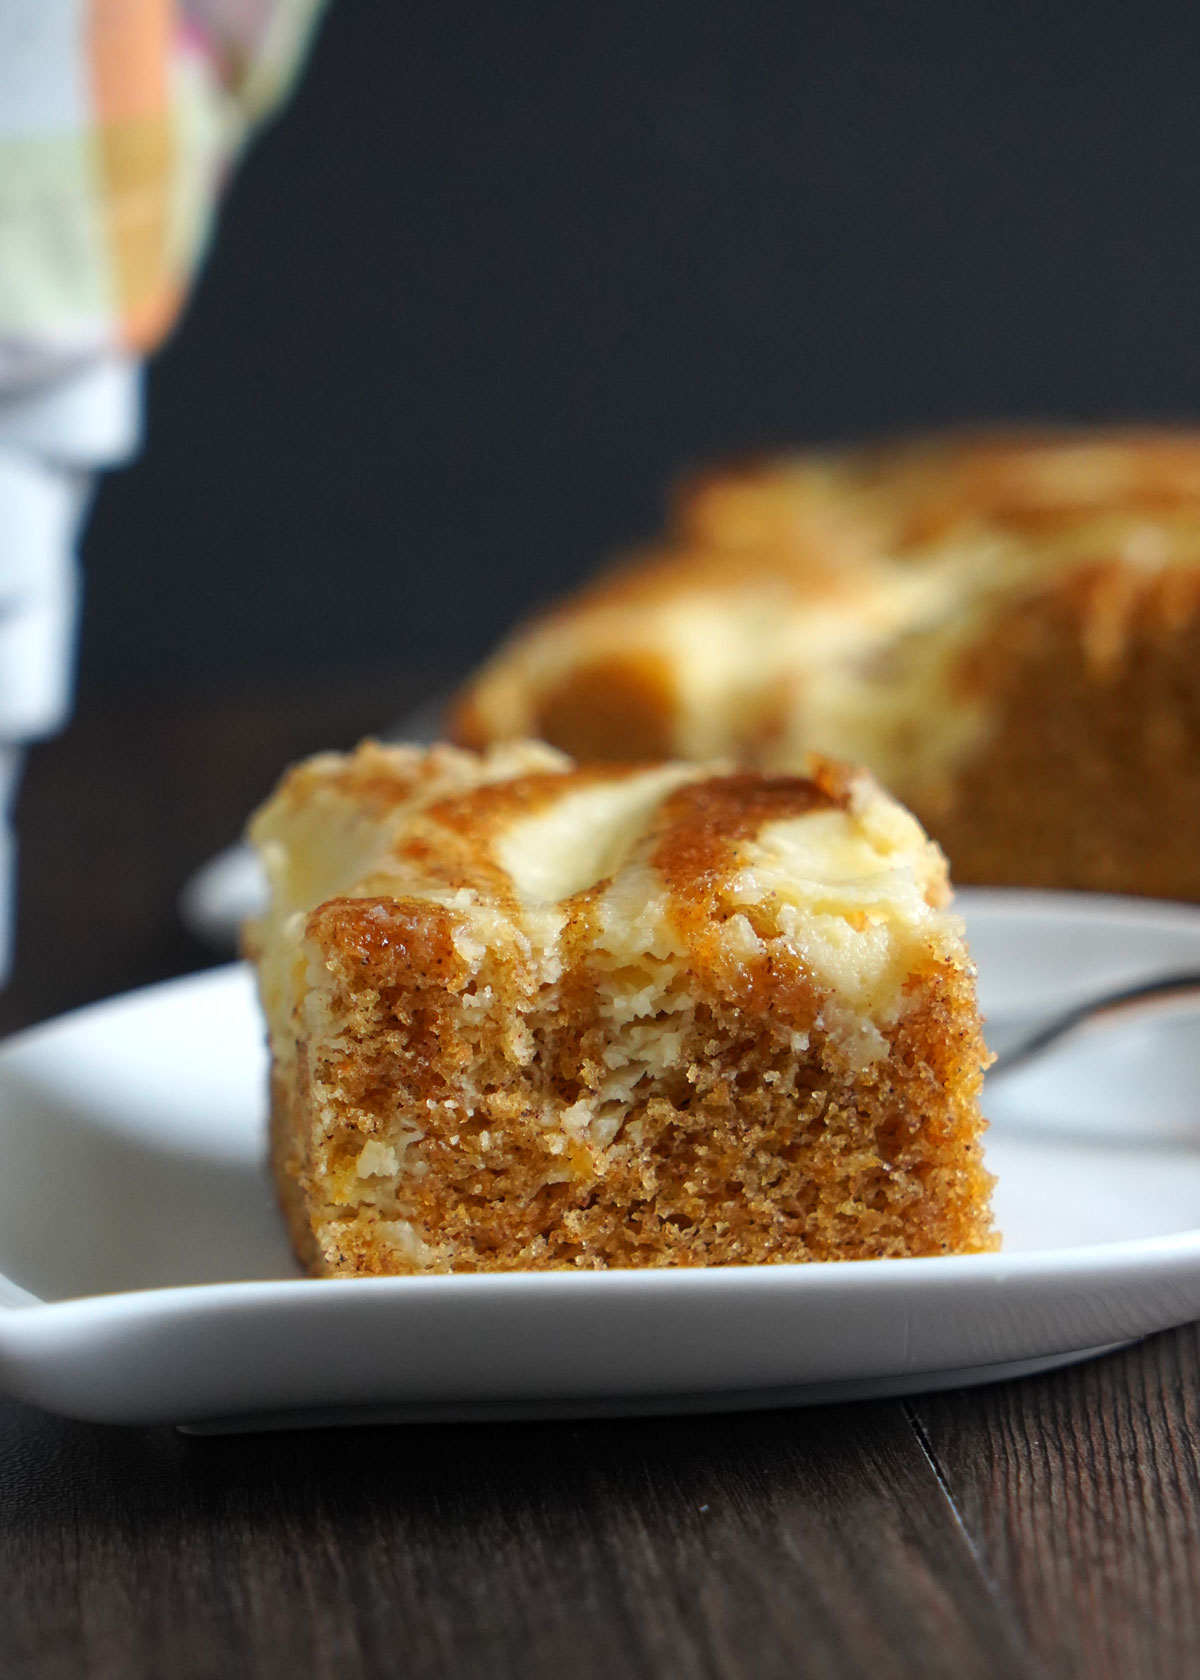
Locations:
247;739;994;1275
450;427;1200;899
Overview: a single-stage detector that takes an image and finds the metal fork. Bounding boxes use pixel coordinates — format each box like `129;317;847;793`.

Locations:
986;972;1200;1081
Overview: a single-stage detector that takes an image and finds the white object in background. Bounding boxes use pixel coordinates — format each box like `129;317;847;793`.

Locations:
0;356;141;984
0;450;87;738
179;842;269;948
0;746;20;987
1;891;1200;1427
0;359;142;461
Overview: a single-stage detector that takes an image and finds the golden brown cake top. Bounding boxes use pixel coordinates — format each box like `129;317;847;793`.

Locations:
450;426;1200;796
248;740;963;1072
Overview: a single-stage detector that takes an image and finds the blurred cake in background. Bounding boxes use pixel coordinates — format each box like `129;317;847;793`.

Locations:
451;428;1200;900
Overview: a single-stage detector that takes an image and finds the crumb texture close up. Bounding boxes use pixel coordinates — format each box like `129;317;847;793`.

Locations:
248;742;994;1277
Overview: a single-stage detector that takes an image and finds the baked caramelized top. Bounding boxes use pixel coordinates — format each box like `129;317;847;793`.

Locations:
451;426;1200;797
248;740;963;1071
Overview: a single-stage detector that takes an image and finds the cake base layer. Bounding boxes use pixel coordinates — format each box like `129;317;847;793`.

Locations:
269;940;995;1276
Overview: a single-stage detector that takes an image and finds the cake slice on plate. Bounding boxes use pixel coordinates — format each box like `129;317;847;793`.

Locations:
247;740;994;1275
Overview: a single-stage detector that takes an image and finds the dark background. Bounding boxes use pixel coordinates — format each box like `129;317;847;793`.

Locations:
80;0;1200;685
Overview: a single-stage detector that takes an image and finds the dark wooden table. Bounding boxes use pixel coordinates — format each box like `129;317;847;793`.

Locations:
2;667;1198;1680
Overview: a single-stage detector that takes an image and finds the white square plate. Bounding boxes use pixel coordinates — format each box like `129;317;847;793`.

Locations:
2;889;1200;1429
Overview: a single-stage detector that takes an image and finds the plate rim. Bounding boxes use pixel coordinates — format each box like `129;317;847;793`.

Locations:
4;1216;1200;1327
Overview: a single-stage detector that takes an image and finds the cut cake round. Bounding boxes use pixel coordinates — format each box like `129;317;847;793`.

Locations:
451;428;1200;899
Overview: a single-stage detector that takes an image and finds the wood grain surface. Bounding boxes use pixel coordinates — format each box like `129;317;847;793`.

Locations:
0;669;1196;1680
0;1399;1038;1680
914;1325;1200;1680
